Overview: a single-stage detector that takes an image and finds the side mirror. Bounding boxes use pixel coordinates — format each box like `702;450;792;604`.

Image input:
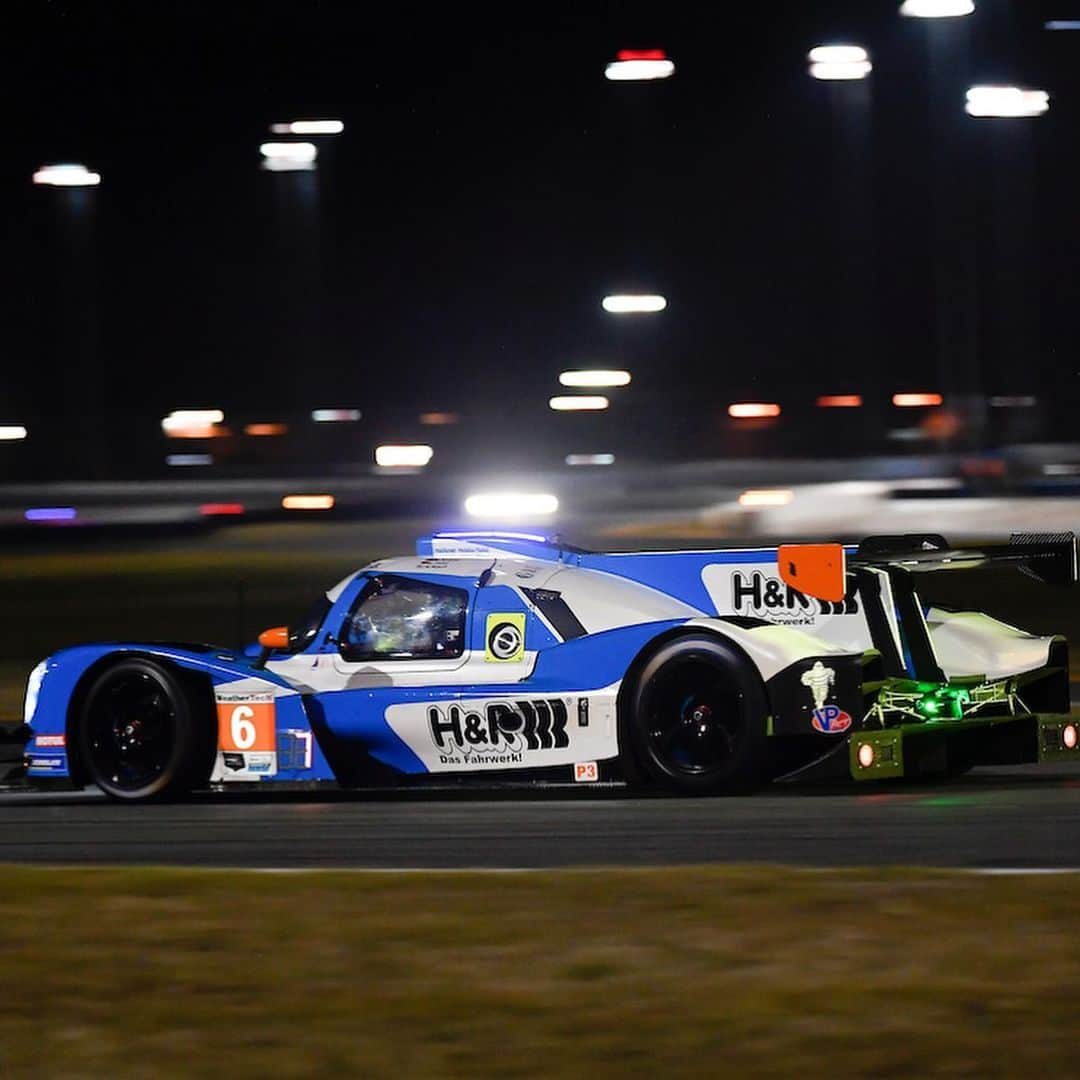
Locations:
253;625;288;669
258;626;289;649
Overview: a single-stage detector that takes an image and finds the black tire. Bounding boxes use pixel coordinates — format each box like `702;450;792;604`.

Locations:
74;658;212;802
622;634;769;795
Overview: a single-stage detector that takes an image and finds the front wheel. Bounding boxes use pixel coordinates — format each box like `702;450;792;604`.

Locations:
74;658;212;801
622;635;769;795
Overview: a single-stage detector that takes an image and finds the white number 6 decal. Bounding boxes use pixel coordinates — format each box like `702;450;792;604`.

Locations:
230;704;257;750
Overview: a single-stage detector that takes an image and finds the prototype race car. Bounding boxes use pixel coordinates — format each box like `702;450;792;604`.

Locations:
20;529;1080;801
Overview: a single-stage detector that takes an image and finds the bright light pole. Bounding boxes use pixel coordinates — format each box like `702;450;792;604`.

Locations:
809;43;873;413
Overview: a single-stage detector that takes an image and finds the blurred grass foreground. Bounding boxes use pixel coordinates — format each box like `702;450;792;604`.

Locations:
1;865;1079;1077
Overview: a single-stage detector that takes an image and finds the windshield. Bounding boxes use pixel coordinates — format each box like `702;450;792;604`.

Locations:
287;593;332;653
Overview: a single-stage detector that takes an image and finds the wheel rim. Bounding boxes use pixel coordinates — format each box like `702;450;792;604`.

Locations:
644;657;744;777
85;671;177;792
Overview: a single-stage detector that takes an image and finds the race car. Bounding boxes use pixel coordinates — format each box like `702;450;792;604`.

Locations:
19;529;1080;801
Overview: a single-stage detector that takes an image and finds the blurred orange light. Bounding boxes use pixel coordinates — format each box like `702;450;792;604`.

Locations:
282;494;335;511
817;395;863;408
893;393;943;407
200;503;245;516
244;423;288;436
729;402;781;419
738;489;794;507
419;412;461;426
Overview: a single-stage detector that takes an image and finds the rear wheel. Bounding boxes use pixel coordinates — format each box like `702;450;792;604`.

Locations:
623;635;769;795
75;659;211;801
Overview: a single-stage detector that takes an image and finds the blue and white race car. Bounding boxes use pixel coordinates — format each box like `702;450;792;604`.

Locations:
20;530;1080;800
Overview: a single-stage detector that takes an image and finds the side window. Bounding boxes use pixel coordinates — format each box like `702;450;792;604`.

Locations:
339;576;468;661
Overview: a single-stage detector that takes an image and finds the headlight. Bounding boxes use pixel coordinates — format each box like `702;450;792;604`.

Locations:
23;660;48;725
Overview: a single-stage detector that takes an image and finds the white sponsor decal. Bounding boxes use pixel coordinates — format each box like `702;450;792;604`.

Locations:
36;733;65;747
384;689;620;773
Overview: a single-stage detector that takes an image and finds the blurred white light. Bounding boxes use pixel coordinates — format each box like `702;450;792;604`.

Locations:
260;142;317;161
311;408;361;422
893;392;943;407
464;492;559;520
809;60;872;81
900;0;974;16
738;489;794;507
282;494;335;511
989;395;1036;408
965;86;1049;118
375;444;434;468
162;409;224;436
559;369;631;388
166;453;213;466
260;142;318;171
269;120;344;135
808;46;869;64
605;58;675;81
857;743;876;769
566;453;615;466
0;425;28;441
1046;21;1080;30
601;294;667;313
32;164;101;187
549;396;610;411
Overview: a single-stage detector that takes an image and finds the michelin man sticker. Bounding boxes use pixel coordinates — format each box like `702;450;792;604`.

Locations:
485;613;526;662
800;661;852;734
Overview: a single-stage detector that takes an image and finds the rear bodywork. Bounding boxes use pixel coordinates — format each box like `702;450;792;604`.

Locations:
21;530;1079;790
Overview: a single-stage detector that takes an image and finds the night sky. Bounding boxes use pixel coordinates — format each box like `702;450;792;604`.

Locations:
2;1;1079;478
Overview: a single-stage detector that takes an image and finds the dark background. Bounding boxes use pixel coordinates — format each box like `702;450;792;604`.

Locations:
2;0;1078;477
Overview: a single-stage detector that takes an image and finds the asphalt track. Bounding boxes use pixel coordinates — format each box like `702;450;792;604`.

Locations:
4;766;1080;869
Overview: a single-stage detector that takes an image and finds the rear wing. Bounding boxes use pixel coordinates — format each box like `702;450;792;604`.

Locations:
851;532;1078;586
779;532;1076;603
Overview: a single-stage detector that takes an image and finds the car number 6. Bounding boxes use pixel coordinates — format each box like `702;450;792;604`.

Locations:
230;704;257;750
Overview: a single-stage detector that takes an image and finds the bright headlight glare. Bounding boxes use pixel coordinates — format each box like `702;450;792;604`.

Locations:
24;660;47;724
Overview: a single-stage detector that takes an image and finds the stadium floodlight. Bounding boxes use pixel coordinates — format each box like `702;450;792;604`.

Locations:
0;425;28;441
269;120;344;135
374;444;434;468
728;402;781;418
900;0;974;17
893;392;943;406
566;453;616;466
259;142;318;171
549;396;609;411
464;492;559;520
808;46;872;81
605;49;675;81
558;370;631;388
601;294;667;313
32;163;101;187
965;86;1049;118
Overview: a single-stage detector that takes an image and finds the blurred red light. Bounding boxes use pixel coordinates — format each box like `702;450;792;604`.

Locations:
617;49;667;60
729;402;781;419
817;395;863;408
200;503;245;516
244;423;288;437
893;393;943;407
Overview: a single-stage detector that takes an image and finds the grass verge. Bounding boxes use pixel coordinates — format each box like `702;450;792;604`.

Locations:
0;865;1078;1077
